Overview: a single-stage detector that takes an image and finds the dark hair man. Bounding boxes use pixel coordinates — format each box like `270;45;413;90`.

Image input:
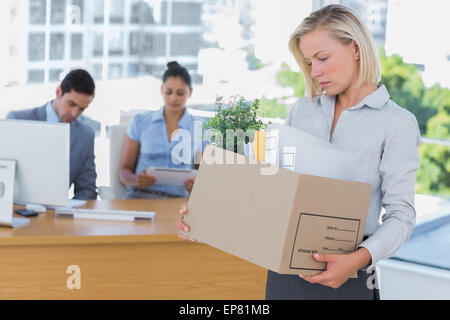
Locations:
6;69;97;200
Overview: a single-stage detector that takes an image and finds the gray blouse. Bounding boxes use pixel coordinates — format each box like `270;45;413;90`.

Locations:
286;84;421;267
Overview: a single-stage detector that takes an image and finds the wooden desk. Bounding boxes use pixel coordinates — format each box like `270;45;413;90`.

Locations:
0;199;267;299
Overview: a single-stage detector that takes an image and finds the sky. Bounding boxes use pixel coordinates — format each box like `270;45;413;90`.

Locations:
251;0;450;88
254;0;312;67
385;0;449;63
381;0;449;87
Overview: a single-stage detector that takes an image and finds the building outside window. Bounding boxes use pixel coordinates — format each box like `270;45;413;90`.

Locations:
71;33;83;60
1;0;448;201
29;0;46;24
93;32;104;57
93;0;104;24
49;68;64;82
27;69;45;83
131;1;155;24
108;31;124;56
51;0;66;24
49;33;65;60
110;0;125;23
28;33;45;61
18;0;202;84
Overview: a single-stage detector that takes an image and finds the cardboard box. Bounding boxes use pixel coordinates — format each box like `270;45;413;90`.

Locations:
182;146;371;276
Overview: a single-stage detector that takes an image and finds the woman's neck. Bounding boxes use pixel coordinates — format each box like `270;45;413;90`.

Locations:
164;107;185;124
336;84;377;110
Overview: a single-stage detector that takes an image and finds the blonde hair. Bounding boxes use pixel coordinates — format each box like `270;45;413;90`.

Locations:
288;5;381;98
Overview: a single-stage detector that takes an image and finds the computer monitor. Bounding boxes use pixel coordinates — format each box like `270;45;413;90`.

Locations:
0;119;70;227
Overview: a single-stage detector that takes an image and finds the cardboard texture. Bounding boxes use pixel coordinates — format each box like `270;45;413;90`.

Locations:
182;146;371;277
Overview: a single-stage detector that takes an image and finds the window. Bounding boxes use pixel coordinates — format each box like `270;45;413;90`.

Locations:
143;64;154;74
28;33;45;61
71;0;84;24
91;64;103;80
109;31;124;56
129;32;163;56
109;63;123;79
153;34;166;56
27;69;45;83
51;0;66;25
161;1;202;25
110;0;125;24
172;2;202;25
171;33;201;56
49;69;64;82
146;64;165;76
129;32;140;55
93;33;103;56
71;34;83;60
50;33;65;60
94;0;104;24
128;63;140;77
29;0;46;25
131;1;155;24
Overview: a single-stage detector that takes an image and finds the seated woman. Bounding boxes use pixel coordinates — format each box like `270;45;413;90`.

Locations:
119;61;201;199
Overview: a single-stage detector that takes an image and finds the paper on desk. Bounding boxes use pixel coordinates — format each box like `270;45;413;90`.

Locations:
266;123;358;181
146;167;197;186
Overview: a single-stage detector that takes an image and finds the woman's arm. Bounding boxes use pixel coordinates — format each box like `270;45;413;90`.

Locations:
118;136;140;187
358;110;421;268
303;110;420;289
119;136;157;189
302;247;372;289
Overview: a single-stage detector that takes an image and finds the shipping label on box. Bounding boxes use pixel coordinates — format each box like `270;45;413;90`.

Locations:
288;213;362;273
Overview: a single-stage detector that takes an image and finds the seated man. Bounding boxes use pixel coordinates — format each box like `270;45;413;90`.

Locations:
7;69;97;200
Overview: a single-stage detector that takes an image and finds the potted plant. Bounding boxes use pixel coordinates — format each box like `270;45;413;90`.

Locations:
204;95;270;156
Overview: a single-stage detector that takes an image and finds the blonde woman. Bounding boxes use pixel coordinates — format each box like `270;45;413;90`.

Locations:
263;4;421;299
179;5;421;300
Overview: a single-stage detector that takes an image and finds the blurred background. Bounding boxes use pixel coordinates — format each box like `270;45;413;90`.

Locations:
0;0;448;200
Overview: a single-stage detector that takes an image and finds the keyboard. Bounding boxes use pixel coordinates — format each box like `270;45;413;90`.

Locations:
55;207;155;222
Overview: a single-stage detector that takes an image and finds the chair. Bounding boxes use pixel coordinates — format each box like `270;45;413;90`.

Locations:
97;125;128;199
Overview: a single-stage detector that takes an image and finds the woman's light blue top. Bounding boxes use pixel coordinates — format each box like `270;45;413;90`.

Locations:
286;85;421;268
127;106;204;197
